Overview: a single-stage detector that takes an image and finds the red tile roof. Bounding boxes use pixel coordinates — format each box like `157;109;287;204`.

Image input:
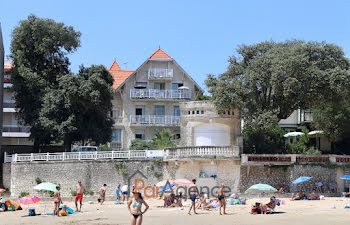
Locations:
108;60;134;90
149;48;172;59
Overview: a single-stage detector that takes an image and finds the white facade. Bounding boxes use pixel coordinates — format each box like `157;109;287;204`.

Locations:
2;61;32;146
109;49;203;150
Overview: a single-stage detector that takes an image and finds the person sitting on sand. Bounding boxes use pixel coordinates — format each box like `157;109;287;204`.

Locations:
196;193;208;210
308;189;320;200
163;193;175;207
291;190;305;200
328;180;337;193
260;196;277;214
315;179;324;193
204;200;220;210
171;195;183;207
53;186;62;216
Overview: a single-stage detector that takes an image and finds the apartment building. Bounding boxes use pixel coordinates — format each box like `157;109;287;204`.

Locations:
2;60;32;145
108;48;203;150
279;109;313;132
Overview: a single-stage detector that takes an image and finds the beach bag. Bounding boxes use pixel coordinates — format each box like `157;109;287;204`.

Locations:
0;203;6;211
7;204;15;211
28;208;36;216
251;205;258;214
59;209;68;216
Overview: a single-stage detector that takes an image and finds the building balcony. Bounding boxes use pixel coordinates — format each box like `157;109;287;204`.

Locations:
130;89;191;100
2;125;31;138
148;68;173;80
130;115;180;126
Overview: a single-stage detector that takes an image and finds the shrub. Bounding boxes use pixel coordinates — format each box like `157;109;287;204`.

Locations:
114;162;123;170
84;189;94;196
130;139;152;150
305;146;321;155
148;164;154;171
35;177;43;184
19;192;30;198
71;190;77;196
100;144;111;151
119;168;128;175
154;172;163;179
153;158;163;167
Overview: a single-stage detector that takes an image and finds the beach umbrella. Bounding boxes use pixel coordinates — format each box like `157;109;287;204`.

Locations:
283;132;304;138
341;175;350;180
18;195;40;204
0;188;5;193
156;180;173;187
157;184;175;194
174;179;192;187
308;130;324;136
33;182;59;192
244;184;277;194
292;177;312;184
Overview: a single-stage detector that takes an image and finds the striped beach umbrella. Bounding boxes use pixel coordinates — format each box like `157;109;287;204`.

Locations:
19;195;41;204
174;179;192;187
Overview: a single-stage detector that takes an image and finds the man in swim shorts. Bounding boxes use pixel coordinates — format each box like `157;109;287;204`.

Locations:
217;184;226;215
188;179;198;215
75;181;85;212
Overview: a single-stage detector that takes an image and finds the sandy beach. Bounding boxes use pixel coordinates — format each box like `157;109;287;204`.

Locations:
1;197;350;225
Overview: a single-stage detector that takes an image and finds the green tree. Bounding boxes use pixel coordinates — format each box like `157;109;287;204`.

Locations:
206;40;350;123
206;40;350;153
151;129;178;149
10;15;81;149
130;139;152;150
39;65;114;150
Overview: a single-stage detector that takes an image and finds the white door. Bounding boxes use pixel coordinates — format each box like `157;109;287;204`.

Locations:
194;124;230;146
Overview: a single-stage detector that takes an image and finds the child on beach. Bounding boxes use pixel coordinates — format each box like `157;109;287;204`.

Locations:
53;186;62;216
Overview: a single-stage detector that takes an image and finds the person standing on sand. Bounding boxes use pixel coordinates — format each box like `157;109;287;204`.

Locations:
75;181;85;212
128;191;149;225
188;179;199;215
217;184;226;215
115;184;122;203
53;186;62;216
99;184;107;205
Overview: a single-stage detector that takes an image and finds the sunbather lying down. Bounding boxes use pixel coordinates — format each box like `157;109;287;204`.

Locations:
200;200;220;210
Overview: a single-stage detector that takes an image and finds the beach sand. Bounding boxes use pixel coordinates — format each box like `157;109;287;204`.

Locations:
1;197;350;225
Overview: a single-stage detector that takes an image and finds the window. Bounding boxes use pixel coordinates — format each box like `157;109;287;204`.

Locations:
135;106;145;115
154;83;165;90
201;110;204;114
196;110;199;114
172;83;183;90
135;82;147;88
155;105;165;116
111;109;120;119
174;106;180;116
135;130;145;140
112;129;121;142
175;133;181;139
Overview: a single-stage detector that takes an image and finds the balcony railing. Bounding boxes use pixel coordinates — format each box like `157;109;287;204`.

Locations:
130;89;191;100
130;115;180;126
3;102;16;108
148;68;173;79
3;125;31;133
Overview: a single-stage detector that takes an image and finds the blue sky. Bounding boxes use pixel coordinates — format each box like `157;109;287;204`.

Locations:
1;0;350;90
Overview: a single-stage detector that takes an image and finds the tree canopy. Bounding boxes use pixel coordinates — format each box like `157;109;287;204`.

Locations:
206;40;350;124
39;65;114;150
10;14;81;148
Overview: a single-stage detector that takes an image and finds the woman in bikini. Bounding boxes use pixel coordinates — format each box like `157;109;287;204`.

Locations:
53;186;62;216
128;191;149;225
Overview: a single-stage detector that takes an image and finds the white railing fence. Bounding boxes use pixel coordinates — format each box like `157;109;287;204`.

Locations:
164;146;240;159
3;146;240;163
130;115;180;125
130;89;191;100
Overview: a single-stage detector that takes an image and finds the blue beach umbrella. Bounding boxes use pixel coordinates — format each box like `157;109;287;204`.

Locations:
292;177;312;184
158;184;175;194
341;175;350;180
244;184;277;194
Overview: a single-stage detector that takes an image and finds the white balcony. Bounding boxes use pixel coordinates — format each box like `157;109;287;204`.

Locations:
2;125;31;138
130;89;191;100
130;115;180;126
148;68;173;80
